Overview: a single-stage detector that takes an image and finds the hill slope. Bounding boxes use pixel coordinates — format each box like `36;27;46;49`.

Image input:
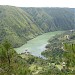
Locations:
0;6;75;47
22;7;75;31
0;6;43;47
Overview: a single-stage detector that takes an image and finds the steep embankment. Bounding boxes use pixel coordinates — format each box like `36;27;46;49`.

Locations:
0;6;75;47
0;6;43;47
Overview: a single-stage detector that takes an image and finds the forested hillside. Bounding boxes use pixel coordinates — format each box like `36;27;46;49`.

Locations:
0;5;75;47
22;8;75;31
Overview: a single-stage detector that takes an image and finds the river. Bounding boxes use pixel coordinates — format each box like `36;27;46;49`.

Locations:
15;31;64;58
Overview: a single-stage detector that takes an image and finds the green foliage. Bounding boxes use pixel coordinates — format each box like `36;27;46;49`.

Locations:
63;43;75;68
0;41;31;75
0;45;7;62
41;31;75;74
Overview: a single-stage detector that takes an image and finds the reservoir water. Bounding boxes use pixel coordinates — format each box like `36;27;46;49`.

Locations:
15;31;64;58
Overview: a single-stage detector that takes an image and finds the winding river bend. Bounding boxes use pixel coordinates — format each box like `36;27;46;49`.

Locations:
15;31;64;58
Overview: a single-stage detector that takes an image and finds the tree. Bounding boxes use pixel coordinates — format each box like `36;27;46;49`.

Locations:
0;40;31;75
0;40;16;74
0;44;7;64
63;43;75;70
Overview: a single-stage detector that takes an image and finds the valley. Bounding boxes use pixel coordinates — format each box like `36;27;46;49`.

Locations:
0;5;75;47
15;31;64;58
0;5;75;75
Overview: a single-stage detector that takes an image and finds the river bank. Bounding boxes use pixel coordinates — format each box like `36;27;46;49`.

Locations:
15;31;64;58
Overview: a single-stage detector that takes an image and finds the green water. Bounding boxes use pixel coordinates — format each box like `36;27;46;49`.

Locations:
15;31;64;58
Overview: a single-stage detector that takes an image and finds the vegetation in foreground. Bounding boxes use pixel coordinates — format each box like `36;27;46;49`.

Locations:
0;31;75;75
0;40;31;75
